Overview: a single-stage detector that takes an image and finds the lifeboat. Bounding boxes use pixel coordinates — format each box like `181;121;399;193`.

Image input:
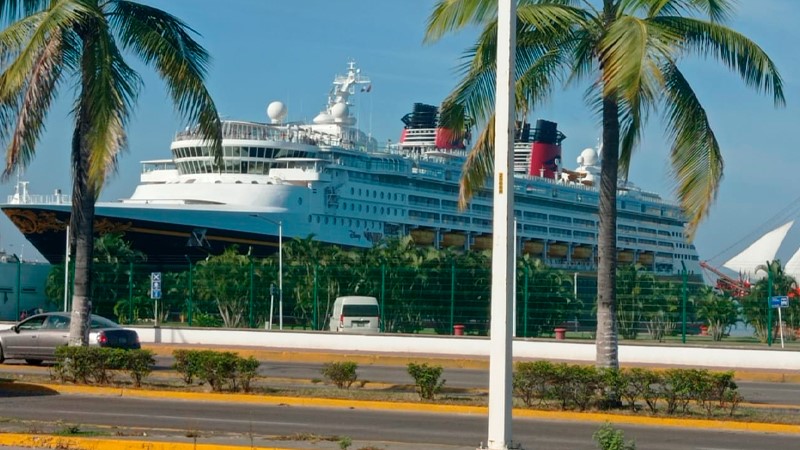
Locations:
637;252;654;265
472;235;493;250
571;245;592;260
547;242;568;258
411;229;435;245
523;240;544;255
441;232;466;248
617;249;634;264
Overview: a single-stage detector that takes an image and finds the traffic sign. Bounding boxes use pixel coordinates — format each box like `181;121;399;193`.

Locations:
151;272;162;299
769;295;789;309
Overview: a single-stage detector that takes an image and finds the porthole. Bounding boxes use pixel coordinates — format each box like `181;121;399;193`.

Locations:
298;197;303;205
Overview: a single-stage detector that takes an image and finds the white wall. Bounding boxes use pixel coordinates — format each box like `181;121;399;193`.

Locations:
133;326;800;371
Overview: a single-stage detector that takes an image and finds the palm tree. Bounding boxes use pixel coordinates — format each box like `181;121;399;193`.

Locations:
425;0;783;368
0;1;222;345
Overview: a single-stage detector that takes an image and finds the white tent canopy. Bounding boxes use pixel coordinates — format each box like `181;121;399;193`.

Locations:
723;221;794;279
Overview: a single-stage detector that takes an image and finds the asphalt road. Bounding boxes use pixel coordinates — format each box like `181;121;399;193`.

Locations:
0;393;797;450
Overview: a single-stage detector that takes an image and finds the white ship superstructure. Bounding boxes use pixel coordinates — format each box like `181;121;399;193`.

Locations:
2;62;701;276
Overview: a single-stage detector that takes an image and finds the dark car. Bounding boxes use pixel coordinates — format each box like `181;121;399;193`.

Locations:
0;312;140;365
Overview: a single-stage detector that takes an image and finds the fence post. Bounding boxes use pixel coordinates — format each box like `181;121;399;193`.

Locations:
187;258;193;326
15;258;21;321
767;267;773;346
449;259;456;334
128;261;134;323
523;267;529;338
249;256;255;328
681;261;687;344
313;264;318;330
380;263;386;332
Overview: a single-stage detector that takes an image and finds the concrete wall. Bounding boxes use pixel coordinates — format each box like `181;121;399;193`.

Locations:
133;326;800;371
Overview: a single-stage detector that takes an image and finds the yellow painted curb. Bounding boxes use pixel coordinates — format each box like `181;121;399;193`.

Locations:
0;432;294;450
6;382;800;436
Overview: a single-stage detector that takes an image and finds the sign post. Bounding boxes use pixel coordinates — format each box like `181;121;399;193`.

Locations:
770;296;789;348
151;272;162;327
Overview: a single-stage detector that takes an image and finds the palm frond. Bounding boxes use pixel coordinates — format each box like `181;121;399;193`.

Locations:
599;15;672;103
653;16;784;106
78;16;140;192
623;0;733;21
424;0;497;43
458;117;494;210
0;0;49;24
2;28;63;177
662;62;722;238
0;1;85;95
109;0;222;166
617;95;645;179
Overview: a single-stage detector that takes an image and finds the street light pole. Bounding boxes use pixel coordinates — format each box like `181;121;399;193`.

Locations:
250;214;283;330
278;220;283;330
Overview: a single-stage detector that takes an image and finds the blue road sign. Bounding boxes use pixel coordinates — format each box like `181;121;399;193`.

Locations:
770;296;789;308
151;272;162;299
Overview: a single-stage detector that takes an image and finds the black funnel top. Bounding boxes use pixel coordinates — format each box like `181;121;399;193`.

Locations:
531;119;566;145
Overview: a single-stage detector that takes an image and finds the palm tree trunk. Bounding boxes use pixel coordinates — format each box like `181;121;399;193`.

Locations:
596;93;620;369
67;106;96;347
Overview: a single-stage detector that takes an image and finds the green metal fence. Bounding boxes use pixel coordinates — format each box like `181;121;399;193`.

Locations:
46;258;733;342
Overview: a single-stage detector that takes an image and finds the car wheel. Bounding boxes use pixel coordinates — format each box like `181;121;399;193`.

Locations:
0;344;4;364
25;359;43;366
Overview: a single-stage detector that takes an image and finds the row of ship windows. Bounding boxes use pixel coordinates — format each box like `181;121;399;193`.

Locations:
309;215;380;229
349;187;406;202
175;160;272;175
173;146;282;159
340;202;404;217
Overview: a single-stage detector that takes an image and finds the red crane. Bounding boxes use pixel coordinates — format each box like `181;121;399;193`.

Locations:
699;261;751;297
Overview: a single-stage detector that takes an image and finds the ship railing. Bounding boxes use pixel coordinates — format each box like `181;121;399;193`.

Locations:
175;121;360;149
6;193;70;205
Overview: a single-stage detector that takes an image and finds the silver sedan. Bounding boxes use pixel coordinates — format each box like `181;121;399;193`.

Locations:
0;312;140;365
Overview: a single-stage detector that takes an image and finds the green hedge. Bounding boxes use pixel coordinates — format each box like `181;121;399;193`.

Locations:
172;349;260;392
53;346;155;387
512;361;742;416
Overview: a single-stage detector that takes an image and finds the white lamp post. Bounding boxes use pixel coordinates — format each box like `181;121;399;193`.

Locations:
250;215;283;330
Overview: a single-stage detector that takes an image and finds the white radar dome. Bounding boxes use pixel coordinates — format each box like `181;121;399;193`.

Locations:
577;147;598;166
313;112;333;124
267;101;287;123
331;102;348;120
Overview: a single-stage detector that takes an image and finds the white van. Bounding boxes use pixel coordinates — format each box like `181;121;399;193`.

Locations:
329;296;380;333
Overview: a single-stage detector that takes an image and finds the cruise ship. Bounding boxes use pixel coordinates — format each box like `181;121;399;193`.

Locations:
1;62;702;276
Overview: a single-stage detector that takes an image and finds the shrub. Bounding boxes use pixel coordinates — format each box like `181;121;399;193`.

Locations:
407;362;445;400
174;349;259;392
173;349;200;384
513;361;555;407
234;356;260;393
321;361;359;389
622;368;662;414
195;351;239;392
53;347;154;386
124;350;156;387
593;423;635;450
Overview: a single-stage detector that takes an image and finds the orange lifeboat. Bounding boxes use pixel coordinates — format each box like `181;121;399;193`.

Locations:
411;229;435;245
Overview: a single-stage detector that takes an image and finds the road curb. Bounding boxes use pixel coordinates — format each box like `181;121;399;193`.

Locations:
4;381;800;436
0;432;294;450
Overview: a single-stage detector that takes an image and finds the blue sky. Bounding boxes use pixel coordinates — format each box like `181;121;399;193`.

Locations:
2;0;799;273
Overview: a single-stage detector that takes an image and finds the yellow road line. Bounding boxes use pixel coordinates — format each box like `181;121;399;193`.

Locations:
0;433;294;450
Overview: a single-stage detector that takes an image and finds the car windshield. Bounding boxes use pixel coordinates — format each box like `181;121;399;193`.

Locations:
90;315;120;329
